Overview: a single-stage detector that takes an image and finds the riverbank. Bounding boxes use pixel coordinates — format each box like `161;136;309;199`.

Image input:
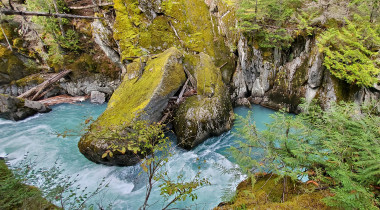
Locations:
0;159;59;209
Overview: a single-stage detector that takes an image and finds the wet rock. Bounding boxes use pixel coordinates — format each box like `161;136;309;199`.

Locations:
174;53;233;149
78;47;186;166
90;91;106;104
0;94;51;121
235;97;251;107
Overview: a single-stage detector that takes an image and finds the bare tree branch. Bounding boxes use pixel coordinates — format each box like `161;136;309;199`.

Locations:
0;8;103;19
69;2;114;10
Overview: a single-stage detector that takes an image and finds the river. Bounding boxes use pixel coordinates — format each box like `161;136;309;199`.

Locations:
0;102;276;209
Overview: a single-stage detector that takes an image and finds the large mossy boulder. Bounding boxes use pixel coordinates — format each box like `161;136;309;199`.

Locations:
78;47;186;166
113;0;236;82
174;53;233;149
0;94;51;121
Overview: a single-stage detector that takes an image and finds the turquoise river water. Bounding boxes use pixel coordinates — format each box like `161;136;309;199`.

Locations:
0;102;275;209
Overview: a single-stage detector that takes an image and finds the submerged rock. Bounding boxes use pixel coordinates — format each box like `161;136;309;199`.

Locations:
78;47;186;166
0;94;51;121
174;53;233;149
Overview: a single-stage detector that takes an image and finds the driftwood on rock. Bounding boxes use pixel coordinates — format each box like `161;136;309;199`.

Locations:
0;8;102;19
18;70;72;100
176;78;190;104
184;68;197;89
38;95;89;106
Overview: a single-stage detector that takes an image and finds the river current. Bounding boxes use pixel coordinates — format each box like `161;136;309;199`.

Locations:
0;102;275;209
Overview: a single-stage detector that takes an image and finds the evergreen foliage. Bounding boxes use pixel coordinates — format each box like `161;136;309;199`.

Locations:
236;0;302;49
25;0;81;66
231;100;380;209
318;15;380;87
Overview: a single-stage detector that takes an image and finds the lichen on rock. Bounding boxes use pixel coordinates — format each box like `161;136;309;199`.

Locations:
174;53;233;149
78;47;186;166
113;0;236;82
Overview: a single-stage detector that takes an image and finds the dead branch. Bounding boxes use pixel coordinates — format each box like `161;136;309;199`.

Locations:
168;20;184;45
0;24;12;51
176;78;190;104
69;2;114;10
18;70;72;100
184;68;197;89
52;0;65;37
218;62;227;69
0;8;103;19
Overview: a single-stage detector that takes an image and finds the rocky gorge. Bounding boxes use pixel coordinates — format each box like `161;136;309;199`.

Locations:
0;0;379;165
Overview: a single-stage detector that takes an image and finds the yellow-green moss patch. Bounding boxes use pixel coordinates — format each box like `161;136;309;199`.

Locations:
215;174;332;210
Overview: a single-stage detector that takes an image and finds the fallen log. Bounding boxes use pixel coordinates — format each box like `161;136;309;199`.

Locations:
0;8;102;19
18;70;72;100
38;95;89;106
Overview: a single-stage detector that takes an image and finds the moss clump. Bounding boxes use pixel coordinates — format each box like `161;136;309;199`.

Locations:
0;160;58;209
216;174;331;210
78;47;186;166
12;74;45;87
0;46;31;85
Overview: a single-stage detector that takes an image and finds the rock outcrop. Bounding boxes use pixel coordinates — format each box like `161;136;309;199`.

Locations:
232;36;380;112
0;46;35;86
78;47;186;166
174;53;233;149
0;94;51;121
113;0;236;82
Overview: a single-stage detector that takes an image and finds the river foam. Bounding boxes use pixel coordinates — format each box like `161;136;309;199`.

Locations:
0;102;275;209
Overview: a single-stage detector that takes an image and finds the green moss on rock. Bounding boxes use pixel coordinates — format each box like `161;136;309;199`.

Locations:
174;53;233;149
0;160;59;209
215;174;331;210
0;46;30;85
112;0;236;82
78;47;186;166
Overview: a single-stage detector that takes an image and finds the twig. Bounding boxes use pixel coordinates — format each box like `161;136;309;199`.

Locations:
218;62;227;69
168;20;184;45
0;23;12;51
52;0;65;37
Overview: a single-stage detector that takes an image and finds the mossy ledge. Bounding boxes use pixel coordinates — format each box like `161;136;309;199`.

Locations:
174;53;233;149
215;174;331;210
78;47;186;166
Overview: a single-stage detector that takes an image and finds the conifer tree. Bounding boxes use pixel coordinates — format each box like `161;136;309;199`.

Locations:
231;100;380;209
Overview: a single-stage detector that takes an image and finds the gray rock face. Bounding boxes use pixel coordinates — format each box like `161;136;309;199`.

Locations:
233;35;379;111
92;20;127;76
138;0;162;20
235;97;251;107
0;94;51;121
90;91;106;104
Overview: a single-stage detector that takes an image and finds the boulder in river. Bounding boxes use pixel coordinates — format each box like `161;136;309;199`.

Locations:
78;47;186;166
0;94;51;121
174;53;233;149
90;91;106;104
